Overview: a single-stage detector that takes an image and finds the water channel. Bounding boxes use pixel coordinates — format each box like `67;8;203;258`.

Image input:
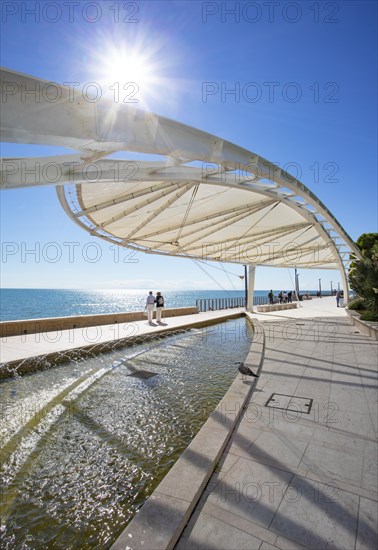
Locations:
0;317;253;548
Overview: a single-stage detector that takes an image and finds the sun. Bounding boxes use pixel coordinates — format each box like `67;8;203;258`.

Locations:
91;41;162;109
84;35;182;111
101;49;157;88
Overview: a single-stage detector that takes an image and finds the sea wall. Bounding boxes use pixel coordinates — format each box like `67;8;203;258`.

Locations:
0;307;199;338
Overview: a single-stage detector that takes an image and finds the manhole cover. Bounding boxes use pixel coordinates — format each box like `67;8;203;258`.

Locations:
265;393;313;414
128;370;158;380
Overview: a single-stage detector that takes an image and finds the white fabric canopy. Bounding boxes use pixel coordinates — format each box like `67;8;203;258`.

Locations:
0;68;360;287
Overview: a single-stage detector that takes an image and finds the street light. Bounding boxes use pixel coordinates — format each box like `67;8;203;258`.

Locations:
330;281;333;295
318;278;322;297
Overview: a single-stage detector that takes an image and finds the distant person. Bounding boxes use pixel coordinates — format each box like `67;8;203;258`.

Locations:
145;291;155;324
283;291;288;303
336;289;342;307
268;289;274;305
278;291;283;303
155;291;164;322
287;291;292;303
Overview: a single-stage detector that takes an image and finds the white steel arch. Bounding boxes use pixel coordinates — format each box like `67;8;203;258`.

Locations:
0;68;360;300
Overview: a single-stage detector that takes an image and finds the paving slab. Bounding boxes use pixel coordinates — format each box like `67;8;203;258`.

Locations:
269;474;360;550
356;496;378;550
176;509;262;550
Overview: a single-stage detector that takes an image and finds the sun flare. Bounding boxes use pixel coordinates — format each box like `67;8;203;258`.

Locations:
86;35;181;111
101;49;156;88
91;41;163;110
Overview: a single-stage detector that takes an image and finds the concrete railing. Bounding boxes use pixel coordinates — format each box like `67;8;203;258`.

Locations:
256;303;298;313
0;307;199;338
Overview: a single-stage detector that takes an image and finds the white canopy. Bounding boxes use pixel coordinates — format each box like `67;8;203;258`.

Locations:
0;68;360;295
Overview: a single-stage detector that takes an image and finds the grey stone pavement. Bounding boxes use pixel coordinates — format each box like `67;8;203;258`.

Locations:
175;297;378;550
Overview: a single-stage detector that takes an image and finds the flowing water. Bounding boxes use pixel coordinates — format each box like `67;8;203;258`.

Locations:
0;317;253;549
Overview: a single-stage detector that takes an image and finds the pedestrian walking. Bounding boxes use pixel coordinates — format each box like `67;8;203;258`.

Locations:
145;291;155;323
268;289;274;305
336;289;342;307
155;291;164;322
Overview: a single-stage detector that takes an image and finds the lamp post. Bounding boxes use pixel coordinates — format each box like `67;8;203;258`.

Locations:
338;282;340;291
318;278;322;297
331;281;333;295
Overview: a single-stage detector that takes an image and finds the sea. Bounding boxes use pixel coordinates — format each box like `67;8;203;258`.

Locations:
0;288;323;322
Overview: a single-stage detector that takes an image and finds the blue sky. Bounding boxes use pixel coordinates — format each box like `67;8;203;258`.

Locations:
1;0;377;292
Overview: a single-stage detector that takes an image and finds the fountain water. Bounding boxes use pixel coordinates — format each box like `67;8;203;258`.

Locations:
0;317;253;548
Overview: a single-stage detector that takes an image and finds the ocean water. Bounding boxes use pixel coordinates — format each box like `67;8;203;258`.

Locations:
0;289;248;321
0;288;324;322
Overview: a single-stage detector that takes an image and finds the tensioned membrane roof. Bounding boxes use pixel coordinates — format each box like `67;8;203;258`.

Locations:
0;67;360;274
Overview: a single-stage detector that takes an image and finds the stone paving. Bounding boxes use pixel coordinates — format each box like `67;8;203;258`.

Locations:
175;298;378;550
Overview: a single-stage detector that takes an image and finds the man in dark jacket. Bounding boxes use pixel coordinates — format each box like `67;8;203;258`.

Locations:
155;291;165;322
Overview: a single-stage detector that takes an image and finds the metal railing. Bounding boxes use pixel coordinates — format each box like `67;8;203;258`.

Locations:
253;296;270;306
196;295;269;312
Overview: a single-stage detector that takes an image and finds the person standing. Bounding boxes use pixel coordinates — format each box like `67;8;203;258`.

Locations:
268;290;274;305
336;289;342;307
287;291;292;303
155;291;164;322
145;291;155;324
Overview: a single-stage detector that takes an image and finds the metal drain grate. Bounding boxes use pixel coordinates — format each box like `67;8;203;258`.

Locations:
265;393;313;414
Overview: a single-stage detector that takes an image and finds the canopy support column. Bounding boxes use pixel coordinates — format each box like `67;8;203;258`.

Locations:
339;263;350;305
247;265;256;312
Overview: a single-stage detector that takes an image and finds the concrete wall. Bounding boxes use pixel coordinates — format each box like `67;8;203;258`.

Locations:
0;307;199;338
345;309;378;340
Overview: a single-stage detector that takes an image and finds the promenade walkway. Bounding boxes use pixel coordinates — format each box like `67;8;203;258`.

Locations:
175;297;378;549
1;298;377;548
